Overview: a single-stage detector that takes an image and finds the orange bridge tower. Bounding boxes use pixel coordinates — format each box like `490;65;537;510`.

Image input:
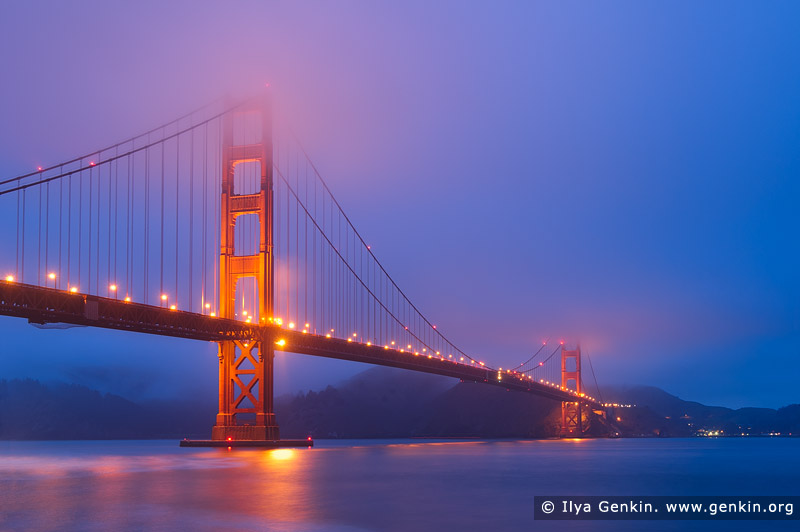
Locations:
560;344;583;437
211;93;279;441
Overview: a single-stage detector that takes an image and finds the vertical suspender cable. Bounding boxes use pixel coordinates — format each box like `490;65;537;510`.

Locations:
78;168;82;289
58;166;63;284
15;178;20;277
44;181;49;282
95;159;99;293
285;145;289;321
67;174;72;287
160;133;165;302
304;155;308;326
127;152;133;298
107;156;110;290
190;127;194;312
294;152;298;322
38;172;42;284
202;123;207;310
113;149;118;286
145;137;150;300
176;129;180;306
88;166;92;292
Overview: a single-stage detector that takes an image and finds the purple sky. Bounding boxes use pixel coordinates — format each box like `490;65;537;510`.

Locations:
0;1;798;408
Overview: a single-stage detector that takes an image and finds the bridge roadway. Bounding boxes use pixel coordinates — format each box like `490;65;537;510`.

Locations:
0;280;599;406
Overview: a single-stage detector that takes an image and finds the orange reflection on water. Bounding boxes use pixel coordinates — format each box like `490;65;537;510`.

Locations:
209;447;315;524
268;448;296;461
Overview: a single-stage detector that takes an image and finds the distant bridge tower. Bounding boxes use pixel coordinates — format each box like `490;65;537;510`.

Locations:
212;92;280;441
560;344;582;437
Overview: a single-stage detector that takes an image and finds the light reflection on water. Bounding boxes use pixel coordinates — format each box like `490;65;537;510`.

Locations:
1;438;799;531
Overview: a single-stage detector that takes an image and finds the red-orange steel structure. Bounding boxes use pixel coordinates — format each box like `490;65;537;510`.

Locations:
212;93;280;441
561;344;583;437
0;92;606;441
0;281;602;438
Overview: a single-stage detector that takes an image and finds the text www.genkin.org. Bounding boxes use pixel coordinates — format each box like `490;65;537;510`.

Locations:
534;496;798;520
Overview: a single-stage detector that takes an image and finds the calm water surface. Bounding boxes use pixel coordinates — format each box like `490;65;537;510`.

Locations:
1;438;798;531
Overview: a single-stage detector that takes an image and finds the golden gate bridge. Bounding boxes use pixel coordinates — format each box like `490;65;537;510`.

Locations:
0;90;606;445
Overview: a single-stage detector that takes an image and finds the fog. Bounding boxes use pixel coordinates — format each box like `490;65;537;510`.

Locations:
0;1;798;407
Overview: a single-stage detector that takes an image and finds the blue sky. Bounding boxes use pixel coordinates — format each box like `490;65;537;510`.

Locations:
0;1;798;408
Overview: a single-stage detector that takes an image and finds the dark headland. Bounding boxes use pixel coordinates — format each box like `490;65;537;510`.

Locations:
1;367;797;440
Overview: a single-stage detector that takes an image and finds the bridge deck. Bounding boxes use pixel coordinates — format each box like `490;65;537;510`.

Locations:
0;281;598;406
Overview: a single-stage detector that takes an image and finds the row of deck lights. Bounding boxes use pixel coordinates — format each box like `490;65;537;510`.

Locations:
494;364;598;402
266;317;596;402
1;280;500;372
5;274;153;307
4;274;595;402
267;316;478;365
1;278;488;369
